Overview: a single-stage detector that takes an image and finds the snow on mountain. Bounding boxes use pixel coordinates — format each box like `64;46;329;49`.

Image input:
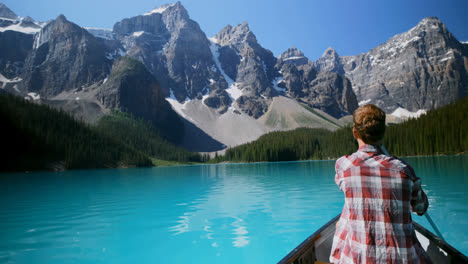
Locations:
391;107;426;119
84;27;114;40
0;17;42;34
144;3;175;16
358;99;372;106
132;31;144;37
0;74;22;88
208;38;243;103
272;77;286;93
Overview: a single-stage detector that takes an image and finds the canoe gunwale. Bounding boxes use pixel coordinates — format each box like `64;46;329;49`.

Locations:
277;214;468;264
413;221;468;263
277;214;340;264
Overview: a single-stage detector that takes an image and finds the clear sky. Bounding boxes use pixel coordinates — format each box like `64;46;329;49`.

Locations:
4;0;468;60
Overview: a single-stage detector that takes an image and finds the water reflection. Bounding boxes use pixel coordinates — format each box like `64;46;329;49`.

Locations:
168;161;339;251
3;157;465;263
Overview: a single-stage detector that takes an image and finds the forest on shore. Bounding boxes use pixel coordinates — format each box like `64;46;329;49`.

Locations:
0;93;206;172
212;96;468;163
1;92;466;172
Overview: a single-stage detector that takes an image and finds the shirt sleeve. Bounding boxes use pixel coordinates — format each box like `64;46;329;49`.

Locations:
406;165;429;216
335;157;346;191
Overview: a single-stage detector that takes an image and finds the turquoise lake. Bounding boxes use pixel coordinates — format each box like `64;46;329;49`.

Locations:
1;155;467;263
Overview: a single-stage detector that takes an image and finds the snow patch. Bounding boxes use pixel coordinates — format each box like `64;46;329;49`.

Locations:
132;31;144;37
272;77;286;93
27;92;40;100
283;56;304;61
207;36;218;44
0;23;40;34
358;99;372;106
85;27;114;40
144;4;175;16
0;74;22;88
0;17;18;22
226;83;242;101
391;107;426;119
209;40;243;103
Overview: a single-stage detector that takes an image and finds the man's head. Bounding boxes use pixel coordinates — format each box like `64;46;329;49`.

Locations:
352;104;386;144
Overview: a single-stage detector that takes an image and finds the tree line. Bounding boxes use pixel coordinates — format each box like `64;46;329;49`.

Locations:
0;93;205;172
212;96;468;163
1;91;466;171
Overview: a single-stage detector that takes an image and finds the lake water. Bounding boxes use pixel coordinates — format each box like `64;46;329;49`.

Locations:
1;155;467;263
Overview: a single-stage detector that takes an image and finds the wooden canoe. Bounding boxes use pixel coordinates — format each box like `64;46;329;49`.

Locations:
278;214;468;264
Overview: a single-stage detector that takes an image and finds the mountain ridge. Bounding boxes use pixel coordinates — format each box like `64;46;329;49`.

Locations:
0;3;466;151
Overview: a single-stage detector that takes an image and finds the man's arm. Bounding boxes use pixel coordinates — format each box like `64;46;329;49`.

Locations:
410;177;429;216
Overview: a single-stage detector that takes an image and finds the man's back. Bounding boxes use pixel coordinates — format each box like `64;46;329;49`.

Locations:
330;144;431;264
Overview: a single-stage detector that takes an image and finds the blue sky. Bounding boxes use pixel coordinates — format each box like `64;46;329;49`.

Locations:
5;0;468;60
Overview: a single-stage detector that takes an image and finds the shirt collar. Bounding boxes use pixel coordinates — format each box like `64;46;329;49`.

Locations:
358;144;383;153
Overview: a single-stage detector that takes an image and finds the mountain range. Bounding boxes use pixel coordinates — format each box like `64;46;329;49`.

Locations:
1;2;467;152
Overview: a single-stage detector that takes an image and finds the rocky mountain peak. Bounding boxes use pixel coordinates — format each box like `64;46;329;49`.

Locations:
22;14;110;97
278;47;310;66
34;14;82;49
415;16;443;31
214;22;257;47
0;3;17;20
313;47;344;75
22;16;35;23
55;14;68;23
322;47;339;58
279;47;304;58
311;16;468;113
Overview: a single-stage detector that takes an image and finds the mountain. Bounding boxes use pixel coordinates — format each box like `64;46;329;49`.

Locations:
276;47;358;118
0;3;17;20
0;5;42;84
21;15;110;97
211;22;279;117
112;2;228;109
97;56;185;142
313;17;468;113
0;3;466;153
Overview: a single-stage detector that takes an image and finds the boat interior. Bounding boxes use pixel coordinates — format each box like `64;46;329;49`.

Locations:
279;215;468;264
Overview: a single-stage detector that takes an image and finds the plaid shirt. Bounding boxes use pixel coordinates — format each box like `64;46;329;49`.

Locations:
330;144;431;264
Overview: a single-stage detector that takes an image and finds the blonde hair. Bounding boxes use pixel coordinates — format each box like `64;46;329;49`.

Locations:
353;104;386;144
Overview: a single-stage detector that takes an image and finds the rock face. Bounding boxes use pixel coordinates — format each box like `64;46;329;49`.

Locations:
276;48;358;118
313;17;468;112
0;3;17;20
98;57;185;142
278;47;311;66
313;47;345;75
212;22;280;117
113;2;228;108
0;30;33;79
21;15;110;96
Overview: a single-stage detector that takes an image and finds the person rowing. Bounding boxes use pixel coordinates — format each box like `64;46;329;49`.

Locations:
330;104;432;264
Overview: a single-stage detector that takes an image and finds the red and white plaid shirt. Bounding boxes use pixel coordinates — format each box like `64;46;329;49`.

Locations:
330;144;432;264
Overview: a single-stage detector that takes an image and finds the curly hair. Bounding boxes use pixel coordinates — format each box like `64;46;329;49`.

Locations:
353;104;386;144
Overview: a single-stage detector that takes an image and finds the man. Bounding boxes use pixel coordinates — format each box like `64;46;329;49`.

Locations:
330;104;432;264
